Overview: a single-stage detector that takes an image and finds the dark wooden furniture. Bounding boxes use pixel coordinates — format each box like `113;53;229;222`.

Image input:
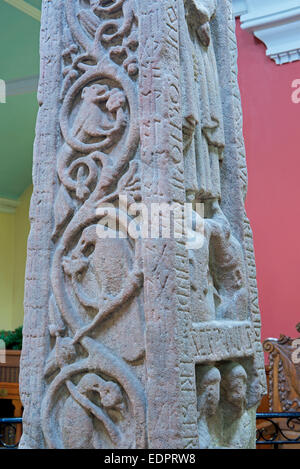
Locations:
259;324;300;448
263;323;300;413
0;350;22;444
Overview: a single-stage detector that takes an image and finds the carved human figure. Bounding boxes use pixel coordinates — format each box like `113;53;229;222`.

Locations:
196;365;222;448
205;200;249;321
219;363;254;449
188;200;248;322
180;0;225;201
180;1;249;322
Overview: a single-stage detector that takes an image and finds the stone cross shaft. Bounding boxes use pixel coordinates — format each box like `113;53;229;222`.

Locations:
20;0;266;449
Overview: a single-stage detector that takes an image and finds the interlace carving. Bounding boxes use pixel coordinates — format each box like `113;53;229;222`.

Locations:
42;0;146;449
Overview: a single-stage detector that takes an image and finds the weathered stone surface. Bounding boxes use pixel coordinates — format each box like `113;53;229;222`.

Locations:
20;0;266;449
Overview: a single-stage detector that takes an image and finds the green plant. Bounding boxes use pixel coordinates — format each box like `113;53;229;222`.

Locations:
0;326;23;350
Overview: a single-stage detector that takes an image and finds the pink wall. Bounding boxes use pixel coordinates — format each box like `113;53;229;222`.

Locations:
235;19;300;341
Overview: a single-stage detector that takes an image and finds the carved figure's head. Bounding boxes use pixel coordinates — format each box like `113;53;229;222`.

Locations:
196;365;221;417
106;88;126;112
220;363;247;410
78;373;104;393
63;225;96;277
99;381;123;409
78;373;124;411
81;84;110;103
81;84;126;113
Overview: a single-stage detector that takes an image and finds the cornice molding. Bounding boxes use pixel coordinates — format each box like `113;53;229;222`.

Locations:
0;198;20;214
232;0;248;17
232;0;300;65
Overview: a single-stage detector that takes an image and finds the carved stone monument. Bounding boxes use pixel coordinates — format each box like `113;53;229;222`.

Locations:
20;0;266;449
